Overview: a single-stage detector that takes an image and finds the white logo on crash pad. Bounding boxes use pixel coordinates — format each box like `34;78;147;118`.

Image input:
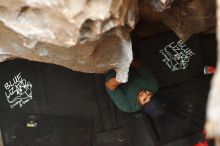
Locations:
159;40;195;71
4;73;33;109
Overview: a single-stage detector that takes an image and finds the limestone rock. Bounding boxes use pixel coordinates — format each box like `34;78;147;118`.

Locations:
136;1;169;38
0;0;137;47
141;0;216;41
206;0;220;144
147;0;174;12
0;0;138;82
161;0;216;41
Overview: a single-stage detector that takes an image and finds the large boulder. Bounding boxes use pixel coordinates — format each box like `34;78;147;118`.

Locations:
141;0;216;41
161;0;216;41
0;0;138;82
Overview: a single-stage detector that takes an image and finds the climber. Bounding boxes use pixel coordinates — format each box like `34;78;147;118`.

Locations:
105;60;164;117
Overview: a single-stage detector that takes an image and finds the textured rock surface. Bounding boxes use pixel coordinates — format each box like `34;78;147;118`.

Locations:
142;0;216;41
137;0;216;41
0;0;216;81
147;0;174;12
0;0;137;47
136;1;169;38
161;0;216;41
206;0;220;145
0;0;138;82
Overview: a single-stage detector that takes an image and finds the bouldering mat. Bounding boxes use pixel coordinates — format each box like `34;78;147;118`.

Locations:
0;113;92;146
0;32;216;146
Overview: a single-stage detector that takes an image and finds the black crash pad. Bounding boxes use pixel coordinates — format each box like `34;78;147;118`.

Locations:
0;113;92;146
0;32;216;146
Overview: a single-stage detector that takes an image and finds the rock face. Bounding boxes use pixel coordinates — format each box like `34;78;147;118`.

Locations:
137;0;216;41
161;0;216;41
136;1;169;38
0;0;216;82
206;0;220;144
0;0;137;47
0;0;138;82
148;0;174;12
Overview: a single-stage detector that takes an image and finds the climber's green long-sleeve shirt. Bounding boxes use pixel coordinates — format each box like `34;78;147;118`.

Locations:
105;67;158;113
